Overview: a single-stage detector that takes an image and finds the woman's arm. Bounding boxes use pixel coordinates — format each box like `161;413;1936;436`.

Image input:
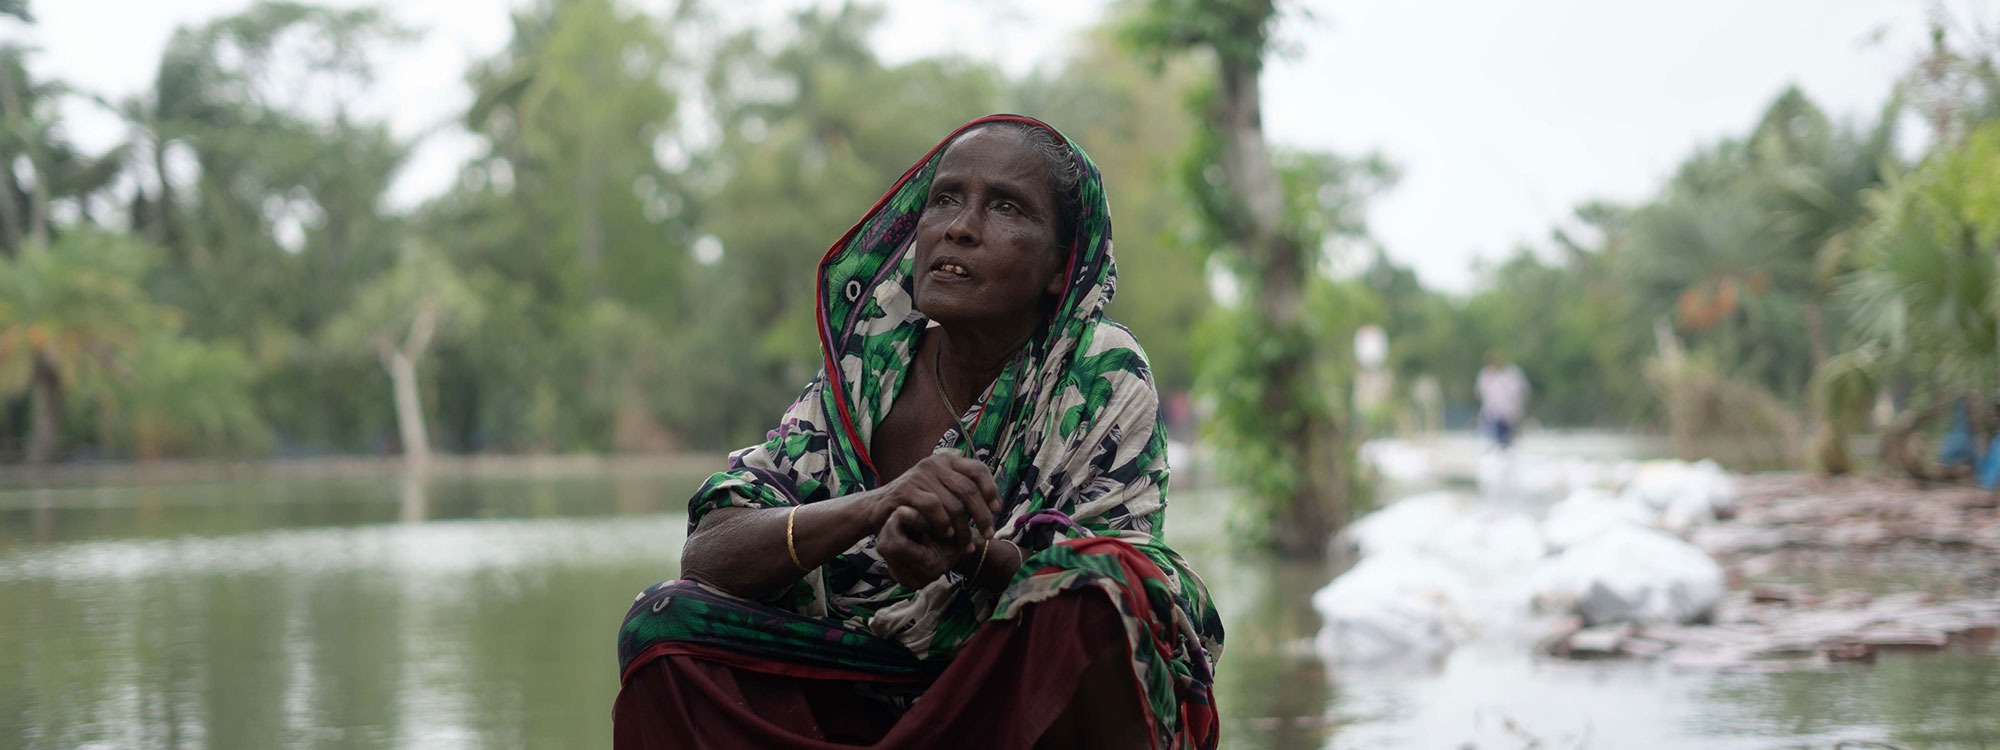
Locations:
680;493;879;600
682;453;1000;600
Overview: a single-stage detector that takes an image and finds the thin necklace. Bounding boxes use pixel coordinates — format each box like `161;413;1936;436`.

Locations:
932;331;1036;454
932;342;976;452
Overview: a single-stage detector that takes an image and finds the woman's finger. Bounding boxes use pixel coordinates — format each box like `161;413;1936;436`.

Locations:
907;486;958;541
949;456;1002;511
931;468;994;540
879;507;916;547
920;474;977;541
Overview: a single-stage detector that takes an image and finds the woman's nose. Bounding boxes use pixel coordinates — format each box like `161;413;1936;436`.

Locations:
943;206;982;245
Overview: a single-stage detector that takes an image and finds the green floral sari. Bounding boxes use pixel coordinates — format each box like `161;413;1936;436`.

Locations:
619;114;1222;747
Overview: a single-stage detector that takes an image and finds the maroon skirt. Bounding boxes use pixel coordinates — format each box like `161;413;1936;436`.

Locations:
613;589;1137;749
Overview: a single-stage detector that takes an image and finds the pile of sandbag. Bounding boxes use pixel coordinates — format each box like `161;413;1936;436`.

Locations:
1314;459;1737;664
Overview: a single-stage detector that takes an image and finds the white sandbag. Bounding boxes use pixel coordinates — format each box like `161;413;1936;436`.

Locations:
1557;457;1626;495
1312;552;1474;663
1359;438;1435;483
1342;491;1474;557
1426;509;1548;579
1529;525;1725;626
1623;459;1738;531
1542;488;1655;551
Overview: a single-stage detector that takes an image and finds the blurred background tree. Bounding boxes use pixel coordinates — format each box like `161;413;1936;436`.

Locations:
1123;0;1399;557
3;0;1996;514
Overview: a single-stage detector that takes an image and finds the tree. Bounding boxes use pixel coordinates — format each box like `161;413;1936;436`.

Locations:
1019;22;1213;395
323;245;483;469
418;0;691;453
0;231;163;463
1840;122;2000;478
96;335;269;459
1125;0;1392;556
132;1;412;327
113;2;415;453
462;0;684;303
1748;87;1901;370
676;3;1013;444
0;1;129;257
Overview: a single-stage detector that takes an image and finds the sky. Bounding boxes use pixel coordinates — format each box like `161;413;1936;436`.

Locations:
24;0;1947;292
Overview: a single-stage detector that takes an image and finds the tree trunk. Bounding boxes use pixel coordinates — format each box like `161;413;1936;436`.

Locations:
1213;57;1347;557
0;62;50;250
146;136;176;249
383;305;441;470
1804;298;1830;377
1878;397;1950;480
25;352;62;465
385;348;430;471
0;161;22;256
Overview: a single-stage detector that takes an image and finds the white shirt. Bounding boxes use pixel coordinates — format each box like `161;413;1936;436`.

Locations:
1477;364;1530;421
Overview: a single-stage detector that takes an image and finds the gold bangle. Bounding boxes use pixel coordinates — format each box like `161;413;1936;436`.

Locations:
969;536;993;583
786;505;808;572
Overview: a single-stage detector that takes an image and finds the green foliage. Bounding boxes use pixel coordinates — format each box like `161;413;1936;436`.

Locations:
1119;0;1283;70
100;335;270;459
9;0;1988;481
321;244;485;360
1195;278;1379;533
1019;25;1212;393
462;0;684;305
0;230;266;458
681;3;1009;443
1463;247;1648;426
1187;145;1396;543
0;230;157;397
1843;121;2000;397
1806;345;1883;474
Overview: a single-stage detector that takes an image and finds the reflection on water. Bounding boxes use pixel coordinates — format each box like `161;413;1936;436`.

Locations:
0;473;696;750
1;462;1995;749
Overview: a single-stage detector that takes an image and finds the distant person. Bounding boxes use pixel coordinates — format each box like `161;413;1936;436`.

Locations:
1476;353;1530;449
612;116;1222;749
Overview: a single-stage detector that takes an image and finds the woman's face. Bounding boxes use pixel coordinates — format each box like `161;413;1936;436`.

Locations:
911;127;1067;334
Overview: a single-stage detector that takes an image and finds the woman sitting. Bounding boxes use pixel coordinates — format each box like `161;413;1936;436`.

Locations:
614;114;1223;749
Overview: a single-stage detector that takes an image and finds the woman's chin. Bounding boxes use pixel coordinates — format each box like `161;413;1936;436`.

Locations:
914;295;980;325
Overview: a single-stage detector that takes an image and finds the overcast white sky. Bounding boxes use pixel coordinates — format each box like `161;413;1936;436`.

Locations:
25;0;1945;292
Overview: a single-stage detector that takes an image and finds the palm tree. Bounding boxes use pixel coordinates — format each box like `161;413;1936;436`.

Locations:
1624;165;1815;401
1838;121;2000;479
0;232;160;463
1748;87;1903;369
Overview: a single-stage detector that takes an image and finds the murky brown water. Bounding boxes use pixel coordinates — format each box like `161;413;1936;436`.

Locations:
1;460;1994;749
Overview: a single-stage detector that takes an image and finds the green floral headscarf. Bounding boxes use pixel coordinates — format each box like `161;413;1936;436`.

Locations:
643;114;1222;746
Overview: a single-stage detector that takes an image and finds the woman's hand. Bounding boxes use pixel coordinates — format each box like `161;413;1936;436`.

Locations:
876;507;964;588
867;453;1001;556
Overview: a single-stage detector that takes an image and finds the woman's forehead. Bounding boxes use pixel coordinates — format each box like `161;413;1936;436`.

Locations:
934;128;1051;196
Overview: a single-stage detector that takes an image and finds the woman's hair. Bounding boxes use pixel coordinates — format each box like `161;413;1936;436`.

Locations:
963;120;1084;250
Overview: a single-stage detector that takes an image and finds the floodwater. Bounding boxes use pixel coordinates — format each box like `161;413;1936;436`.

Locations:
2;439;1995;749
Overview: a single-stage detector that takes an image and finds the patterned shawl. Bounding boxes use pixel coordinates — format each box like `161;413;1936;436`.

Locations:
635;114;1222;744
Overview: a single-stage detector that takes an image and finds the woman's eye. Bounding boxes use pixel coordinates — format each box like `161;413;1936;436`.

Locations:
930;193;955;206
994;201;1018;215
